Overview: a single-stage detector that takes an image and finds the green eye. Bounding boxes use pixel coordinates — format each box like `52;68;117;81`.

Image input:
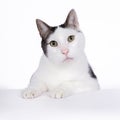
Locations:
49;41;58;47
68;35;75;42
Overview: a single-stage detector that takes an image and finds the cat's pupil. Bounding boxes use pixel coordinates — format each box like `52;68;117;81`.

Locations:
49;41;58;47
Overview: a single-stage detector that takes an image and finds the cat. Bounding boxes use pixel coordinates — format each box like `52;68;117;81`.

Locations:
22;9;100;99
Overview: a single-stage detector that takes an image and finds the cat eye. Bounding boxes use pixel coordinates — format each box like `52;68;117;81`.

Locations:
68;35;75;42
49;41;58;47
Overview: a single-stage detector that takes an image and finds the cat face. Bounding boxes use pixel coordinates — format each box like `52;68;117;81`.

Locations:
36;9;85;64
46;27;85;64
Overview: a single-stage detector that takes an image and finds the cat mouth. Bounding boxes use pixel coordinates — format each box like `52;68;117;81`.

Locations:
63;57;73;62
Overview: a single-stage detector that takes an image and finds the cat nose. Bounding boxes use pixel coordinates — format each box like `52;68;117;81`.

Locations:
61;48;69;55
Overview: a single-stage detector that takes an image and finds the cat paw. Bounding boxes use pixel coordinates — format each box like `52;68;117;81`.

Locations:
49;88;67;99
22;88;42;99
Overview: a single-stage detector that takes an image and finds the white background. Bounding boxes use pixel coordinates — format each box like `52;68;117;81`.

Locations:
0;0;120;89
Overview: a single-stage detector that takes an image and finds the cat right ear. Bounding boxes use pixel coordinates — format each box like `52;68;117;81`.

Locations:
36;19;50;39
63;9;80;30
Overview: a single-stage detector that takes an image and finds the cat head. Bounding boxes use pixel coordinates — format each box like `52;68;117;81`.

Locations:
36;9;85;64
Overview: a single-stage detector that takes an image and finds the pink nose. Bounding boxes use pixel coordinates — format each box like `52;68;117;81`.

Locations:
61;48;69;55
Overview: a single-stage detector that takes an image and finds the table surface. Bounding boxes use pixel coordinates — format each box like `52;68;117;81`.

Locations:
0;89;120;120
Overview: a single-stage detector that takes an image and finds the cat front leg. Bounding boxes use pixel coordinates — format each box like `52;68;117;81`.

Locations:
49;78;99;99
49;87;72;99
22;74;48;99
49;80;78;99
22;87;46;99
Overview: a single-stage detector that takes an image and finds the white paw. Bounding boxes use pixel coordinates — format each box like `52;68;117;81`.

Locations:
22;88;42;99
49;88;67;99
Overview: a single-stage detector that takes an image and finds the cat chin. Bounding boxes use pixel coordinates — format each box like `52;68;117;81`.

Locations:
57;59;76;65
48;58;74;65
50;57;75;65
63;57;74;62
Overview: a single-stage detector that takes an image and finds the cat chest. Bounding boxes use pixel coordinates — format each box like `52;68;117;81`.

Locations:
42;68;79;87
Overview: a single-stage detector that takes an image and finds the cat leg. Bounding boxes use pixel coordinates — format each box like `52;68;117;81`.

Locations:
49;80;79;99
22;74;47;99
49;79;100;99
22;85;47;99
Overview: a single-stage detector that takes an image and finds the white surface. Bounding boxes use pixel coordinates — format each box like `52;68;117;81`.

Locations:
0;89;120;120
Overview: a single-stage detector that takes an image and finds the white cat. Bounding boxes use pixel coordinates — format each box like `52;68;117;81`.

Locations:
22;9;100;99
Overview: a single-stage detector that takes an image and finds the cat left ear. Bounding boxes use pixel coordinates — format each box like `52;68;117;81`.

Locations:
36;19;51;39
64;9;80;30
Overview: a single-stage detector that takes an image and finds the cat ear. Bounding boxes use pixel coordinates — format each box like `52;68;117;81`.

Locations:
64;9;79;30
36;19;51;39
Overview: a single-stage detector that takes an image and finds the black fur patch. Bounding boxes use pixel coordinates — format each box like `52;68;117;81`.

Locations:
59;24;66;28
50;27;57;33
59;24;82;33
88;65;97;79
41;26;57;55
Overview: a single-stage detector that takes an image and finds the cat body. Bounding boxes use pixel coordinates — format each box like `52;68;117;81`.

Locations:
23;9;100;99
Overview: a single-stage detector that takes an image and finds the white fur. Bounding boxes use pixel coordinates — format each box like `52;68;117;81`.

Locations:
22;27;100;99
